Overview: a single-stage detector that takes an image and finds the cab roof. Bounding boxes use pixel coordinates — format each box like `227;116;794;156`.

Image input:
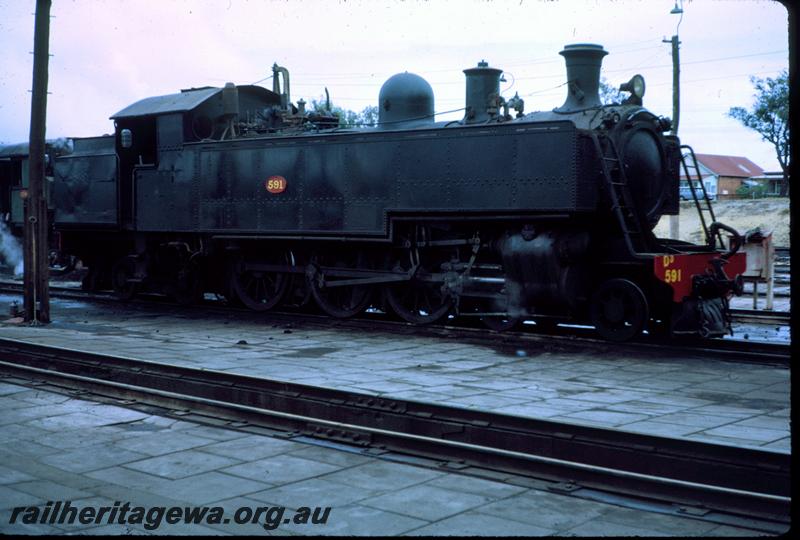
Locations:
110;85;278;119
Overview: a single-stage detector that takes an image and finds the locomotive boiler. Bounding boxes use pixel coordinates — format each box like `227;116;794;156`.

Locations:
8;43;746;341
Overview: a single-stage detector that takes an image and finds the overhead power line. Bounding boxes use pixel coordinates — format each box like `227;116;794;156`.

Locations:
281;49;786;90
281;38;667;80
601;49;786;75
290;67;785;104
648;69;787;87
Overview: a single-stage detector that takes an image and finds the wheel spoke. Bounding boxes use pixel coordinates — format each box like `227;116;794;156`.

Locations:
590;278;648;341
400;286;413;305
231;256;289;312
309;255;373;318
257;278;266;303
386;266;451;325
422;289;434;314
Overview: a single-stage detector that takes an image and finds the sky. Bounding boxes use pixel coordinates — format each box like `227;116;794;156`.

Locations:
0;0;789;171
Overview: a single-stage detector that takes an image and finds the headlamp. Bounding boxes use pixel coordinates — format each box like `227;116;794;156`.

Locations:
620;75;646;99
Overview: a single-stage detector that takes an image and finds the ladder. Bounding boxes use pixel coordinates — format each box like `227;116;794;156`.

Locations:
591;132;657;258
679;145;724;249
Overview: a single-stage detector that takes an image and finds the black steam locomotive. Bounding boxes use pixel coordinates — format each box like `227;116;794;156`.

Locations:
1;43;745;341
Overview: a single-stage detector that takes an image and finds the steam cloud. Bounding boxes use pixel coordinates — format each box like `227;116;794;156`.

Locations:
0;221;24;276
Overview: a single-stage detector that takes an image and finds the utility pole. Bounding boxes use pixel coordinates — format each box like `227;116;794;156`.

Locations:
666;34;680;136
665;0;683;240
24;0;52;324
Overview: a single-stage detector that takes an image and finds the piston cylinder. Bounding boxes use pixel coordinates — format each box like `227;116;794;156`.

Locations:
500;229;590;315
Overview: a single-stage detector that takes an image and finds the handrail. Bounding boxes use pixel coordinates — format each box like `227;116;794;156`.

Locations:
679;145;724;248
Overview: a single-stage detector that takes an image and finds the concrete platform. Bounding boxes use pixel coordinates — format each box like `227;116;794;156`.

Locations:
0;382;779;535
0;294;790;452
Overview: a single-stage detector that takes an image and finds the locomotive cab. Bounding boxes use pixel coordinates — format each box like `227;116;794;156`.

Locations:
110;84;283;231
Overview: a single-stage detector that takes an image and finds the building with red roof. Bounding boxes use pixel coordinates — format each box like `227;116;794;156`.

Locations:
680;153;765;200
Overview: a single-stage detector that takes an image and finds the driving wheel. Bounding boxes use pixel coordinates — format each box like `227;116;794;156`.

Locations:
308;253;373;318
230;254;290;312
590;278;649;341
385;262;452;325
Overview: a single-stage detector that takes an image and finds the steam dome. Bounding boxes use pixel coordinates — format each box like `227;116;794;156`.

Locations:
378;72;434;128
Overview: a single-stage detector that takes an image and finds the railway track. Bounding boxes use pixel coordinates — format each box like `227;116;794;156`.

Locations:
0;280;790;364
0;338;789;531
729;308;791;326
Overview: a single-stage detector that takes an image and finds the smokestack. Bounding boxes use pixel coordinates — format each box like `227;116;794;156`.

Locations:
555;43;608;113
463;60;502;124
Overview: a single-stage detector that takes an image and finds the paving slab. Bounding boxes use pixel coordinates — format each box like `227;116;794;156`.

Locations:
612;420;701;438
247;478;383;509
0;381;784;536
554;408;652;427
221;454;341;485
0;466;36;485
603;399;689;415
0;383;29;395
285;444;373;468
9;480;93;502
443;393;530;409
280;504;427;536
0;453;107;492
125;450;243;480
0;519;63;535
362;484;491;521
0;423;51;444
425;473;528;499
147;471;274;505
478;489;608;531
0;485;46;509
319;459;444;491
86;466;172;492
1;404;74;426
598;506;720;536
201;434;307;461
404;511;556;536
0;439;63;459
183;425;253;442
26;410;148;431
700;424;789;444
562;518;672;536
38;443;150;474
112;431;222;456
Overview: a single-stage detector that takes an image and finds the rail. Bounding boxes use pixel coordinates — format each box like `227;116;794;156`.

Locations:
0;280;790;364
0;338;790;529
729;308;791;326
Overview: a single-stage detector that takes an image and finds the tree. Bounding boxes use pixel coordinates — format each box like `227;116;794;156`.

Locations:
357;105;378;127
728;70;789;196
599;77;625;105
310;99;378;128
